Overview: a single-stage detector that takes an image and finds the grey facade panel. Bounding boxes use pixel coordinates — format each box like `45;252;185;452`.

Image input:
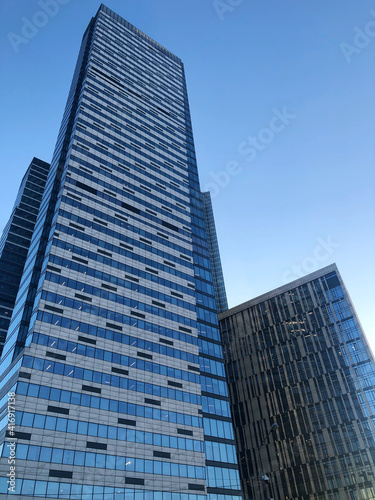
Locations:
0;5;242;499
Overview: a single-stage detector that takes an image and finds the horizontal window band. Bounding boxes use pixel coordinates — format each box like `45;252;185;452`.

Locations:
60;190;194;267
130;311;146;319
37;306;199;358
188;365;200;372
49;470;73;479
44;305;64;314
201;391;229;401
86;441;107;450
125;477;145;485
207;487;242;496
137;351;152;360
188;484;205;491
204;435;237;445
74;293;92;302
159;337;173;346
145;267;158;275
75;180;97;195
205;460;240;470
111;365;129;375
153;450;171;459
69;222;85;231
24;352;202;407
177;428;193;436
120;244;134;251
101;283;117;291
16;409;204;454
118;418;136;426
106;322;123;331
46;351;66;361
157;232;169;239
124;274;139;282
162;220;179;232
82;385;101;394
6;431;31;440
144;398;161;406
201;412;233;423
179;326;192;333
46;265;61;273
152;300;165;307
97;248;112;257
122;201;140;214
168;380;183;388
77;335;96;345
47;405;70;415
93;217;108;226
71;255;89;264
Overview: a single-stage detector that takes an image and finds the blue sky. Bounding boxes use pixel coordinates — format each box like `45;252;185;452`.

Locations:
1;0;374;349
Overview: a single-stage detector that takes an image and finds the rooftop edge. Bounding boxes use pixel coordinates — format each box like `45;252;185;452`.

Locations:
219;263;339;319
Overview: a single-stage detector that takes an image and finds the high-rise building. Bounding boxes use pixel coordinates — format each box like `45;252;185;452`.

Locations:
0;5;242;499
201;193;228;314
219;264;375;500
0;158;50;357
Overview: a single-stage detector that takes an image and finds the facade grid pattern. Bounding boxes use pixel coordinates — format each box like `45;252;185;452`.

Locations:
219;264;375;500
0;4;242;499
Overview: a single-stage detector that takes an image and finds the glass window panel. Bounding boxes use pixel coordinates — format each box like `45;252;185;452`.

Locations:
96;453;106;468
56;417;67;432
45;416;56;430
63;450;74;465
75;451;85;466
85;452;96;467
47;482;59;496
40;447;52;462
67;419;78;433
162;462;171;475
34;481;47;495
71;484;83;496
27;446;40;461
51;448;63;463
21;479;35;495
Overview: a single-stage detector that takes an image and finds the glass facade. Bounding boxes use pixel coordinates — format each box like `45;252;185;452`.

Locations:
0;5;241;499
0;158;50;357
201;192;228;314
219;264;375;500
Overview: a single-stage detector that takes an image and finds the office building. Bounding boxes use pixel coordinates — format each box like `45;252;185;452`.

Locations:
219;264;375;500
0;5;242;499
201;193;228;314
0;158;50;357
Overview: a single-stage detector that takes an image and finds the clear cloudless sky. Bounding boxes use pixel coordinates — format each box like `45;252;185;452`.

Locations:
1;0;374;349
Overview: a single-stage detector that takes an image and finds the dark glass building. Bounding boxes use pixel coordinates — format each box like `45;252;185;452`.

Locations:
0;5;241;499
0;158;50;357
219;264;375;500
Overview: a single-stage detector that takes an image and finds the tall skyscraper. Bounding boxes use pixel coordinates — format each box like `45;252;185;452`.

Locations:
0;158;50;357
219;264;375;500
0;5;242;499
201;193;228;314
